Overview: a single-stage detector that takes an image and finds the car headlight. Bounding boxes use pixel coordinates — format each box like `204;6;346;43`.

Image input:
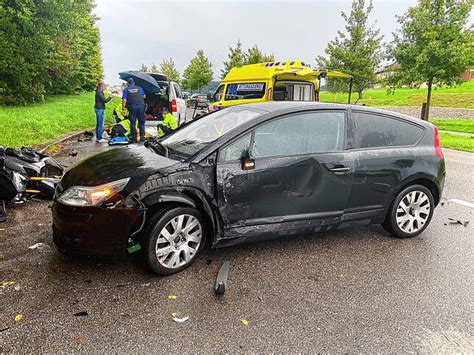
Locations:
58;178;130;207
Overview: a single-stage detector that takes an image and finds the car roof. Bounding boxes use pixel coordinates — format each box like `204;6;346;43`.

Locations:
237;101;432;127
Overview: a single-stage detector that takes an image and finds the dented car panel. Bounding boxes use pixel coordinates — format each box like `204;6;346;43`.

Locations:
52;102;446;258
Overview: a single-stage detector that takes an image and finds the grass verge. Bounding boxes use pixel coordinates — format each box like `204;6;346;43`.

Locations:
429;118;474;134
320;80;474;108
439;133;474;153
0;92;119;147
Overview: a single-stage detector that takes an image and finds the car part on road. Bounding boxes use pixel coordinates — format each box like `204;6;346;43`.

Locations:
73;311;88;317
214;260;231;295
447;218;469;227
172;315;189;323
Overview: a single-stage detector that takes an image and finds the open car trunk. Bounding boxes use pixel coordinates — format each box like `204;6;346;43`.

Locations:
145;79;171;120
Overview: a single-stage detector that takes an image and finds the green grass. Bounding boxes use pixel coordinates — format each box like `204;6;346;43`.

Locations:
320;80;474;108
439;133;474;152
0;92;119;147
429;118;474;134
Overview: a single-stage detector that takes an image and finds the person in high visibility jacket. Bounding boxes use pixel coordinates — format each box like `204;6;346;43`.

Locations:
157;107;178;138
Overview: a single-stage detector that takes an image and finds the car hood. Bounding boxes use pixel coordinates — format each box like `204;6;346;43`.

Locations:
60;145;181;191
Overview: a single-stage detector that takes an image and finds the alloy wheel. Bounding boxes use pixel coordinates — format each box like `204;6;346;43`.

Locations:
396;190;431;234
155;214;202;269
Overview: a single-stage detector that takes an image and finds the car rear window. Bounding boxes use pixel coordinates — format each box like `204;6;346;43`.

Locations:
353;112;424;149
225;83;266;101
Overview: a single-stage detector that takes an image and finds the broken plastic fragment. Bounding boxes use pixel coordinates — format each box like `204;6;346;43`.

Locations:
74;311;88;317
172;316;189;323
14;284;20;291
28;242;48;250
240;319;249;326
167;295;177;300
141;283;151;287
447;218;469;227
171;312;177;317
14;314;23;322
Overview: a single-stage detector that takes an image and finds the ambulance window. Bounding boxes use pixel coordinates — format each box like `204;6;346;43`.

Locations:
212;84;224;102
225;83;266;101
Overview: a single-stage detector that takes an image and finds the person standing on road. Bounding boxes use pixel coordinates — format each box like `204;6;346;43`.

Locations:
122;78;146;143
94;81;112;143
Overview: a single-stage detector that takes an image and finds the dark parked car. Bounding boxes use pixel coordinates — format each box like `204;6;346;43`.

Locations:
53;102;445;275
187;94;209;108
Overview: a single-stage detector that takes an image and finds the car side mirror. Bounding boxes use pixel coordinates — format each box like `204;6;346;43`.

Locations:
240;149;255;170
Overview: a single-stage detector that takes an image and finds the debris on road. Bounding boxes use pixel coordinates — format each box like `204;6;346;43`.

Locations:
28;242;49;250
83;131;94;141
447;218;469;227
172;315;189;323
69;149;78;157
0;327;10;333
73;311;88;317
214;260;230;295
14;284;21;291
14;314;23;322
141;283;151;287
167;295;177;300
240;319;249;326
75;335;85;344
1;280;15;288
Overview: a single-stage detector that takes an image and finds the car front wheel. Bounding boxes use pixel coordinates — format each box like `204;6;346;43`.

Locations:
144;207;205;275
382;185;435;238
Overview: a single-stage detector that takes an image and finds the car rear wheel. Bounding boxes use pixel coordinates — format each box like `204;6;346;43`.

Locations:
144;206;205;275
382;185;434;238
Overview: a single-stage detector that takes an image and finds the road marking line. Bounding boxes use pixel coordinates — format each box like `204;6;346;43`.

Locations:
448;199;474;209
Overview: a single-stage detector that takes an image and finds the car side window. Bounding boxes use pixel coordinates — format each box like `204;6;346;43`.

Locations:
219;133;252;162
252;111;345;158
173;84;182;99
353;112;424;149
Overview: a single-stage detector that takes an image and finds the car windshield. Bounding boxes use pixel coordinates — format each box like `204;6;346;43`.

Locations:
162;107;263;157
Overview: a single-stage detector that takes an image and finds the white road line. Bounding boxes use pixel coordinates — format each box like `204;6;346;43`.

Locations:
448;199;474;209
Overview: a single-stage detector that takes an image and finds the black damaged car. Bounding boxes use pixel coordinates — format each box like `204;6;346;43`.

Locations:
53;102;445;275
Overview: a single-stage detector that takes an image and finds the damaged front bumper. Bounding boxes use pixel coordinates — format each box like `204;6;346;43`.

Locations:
52;201;143;258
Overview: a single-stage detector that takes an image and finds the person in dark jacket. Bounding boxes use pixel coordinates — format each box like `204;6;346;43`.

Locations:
95;81;112;142
122;78;146;143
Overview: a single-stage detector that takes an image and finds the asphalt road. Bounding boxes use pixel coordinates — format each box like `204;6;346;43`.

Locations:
1;138;473;352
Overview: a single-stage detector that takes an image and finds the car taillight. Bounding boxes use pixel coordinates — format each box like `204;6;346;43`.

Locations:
434;126;443;159
267;88;272;101
171;99;177;113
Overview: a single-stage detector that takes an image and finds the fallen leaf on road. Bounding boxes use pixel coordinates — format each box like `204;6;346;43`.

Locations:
1;280;15;288
240;318;249;326
172;316;189;323
14;314;23;322
75;336;84;344
73;311;88;317
167;295;177;300
171;312;177;317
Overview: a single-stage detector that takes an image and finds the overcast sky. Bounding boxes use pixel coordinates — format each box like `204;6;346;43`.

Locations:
94;0;469;85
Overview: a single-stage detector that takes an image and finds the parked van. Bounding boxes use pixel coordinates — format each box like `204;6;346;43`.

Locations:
208;60;352;111
119;71;186;124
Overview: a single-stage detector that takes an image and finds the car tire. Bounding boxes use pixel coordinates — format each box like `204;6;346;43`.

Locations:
382;184;435;238
144;206;206;275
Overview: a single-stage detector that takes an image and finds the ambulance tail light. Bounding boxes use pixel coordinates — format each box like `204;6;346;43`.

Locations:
267;88;272;101
171;99;177;113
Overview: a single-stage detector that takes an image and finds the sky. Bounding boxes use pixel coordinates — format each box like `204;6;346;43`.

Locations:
93;0;458;85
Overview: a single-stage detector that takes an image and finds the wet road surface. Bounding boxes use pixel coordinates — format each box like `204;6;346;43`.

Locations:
1;139;473;352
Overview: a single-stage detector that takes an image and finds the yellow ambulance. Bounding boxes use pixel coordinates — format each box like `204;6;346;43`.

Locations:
208;60;352;111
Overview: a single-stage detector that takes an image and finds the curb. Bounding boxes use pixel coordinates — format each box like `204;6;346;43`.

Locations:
37;129;94;154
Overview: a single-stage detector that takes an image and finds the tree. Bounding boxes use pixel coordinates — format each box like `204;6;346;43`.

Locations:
183;50;213;91
0;0;103;105
316;0;383;100
221;40;246;79
160;58;180;83
388;0;473;120
150;62;159;73
139;63;148;72
246;45;274;65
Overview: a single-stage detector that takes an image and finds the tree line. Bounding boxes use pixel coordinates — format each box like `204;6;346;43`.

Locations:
0;0;102;105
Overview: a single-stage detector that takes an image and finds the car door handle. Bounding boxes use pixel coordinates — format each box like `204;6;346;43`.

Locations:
329;166;351;173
